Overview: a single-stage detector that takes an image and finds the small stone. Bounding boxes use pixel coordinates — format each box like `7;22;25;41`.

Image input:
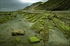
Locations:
12;29;25;36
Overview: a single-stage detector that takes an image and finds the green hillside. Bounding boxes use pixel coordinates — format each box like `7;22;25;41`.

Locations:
24;0;70;11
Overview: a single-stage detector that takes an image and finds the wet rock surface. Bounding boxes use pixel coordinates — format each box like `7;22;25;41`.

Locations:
0;15;69;46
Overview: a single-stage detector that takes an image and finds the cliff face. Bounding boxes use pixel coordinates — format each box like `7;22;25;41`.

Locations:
24;0;70;11
38;0;70;10
24;2;42;10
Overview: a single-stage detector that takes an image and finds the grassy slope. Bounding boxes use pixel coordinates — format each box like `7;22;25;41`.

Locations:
23;2;42;10
35;0;70;10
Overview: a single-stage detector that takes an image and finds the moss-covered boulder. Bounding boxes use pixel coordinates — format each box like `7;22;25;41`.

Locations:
29;36;40;43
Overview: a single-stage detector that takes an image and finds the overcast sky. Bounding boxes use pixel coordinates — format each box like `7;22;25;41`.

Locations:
0;0;48;11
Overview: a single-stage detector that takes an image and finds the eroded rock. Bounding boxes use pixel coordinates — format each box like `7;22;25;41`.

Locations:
12;29;25;36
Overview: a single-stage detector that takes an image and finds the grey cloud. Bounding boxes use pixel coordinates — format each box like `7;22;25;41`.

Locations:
0;0;48;11
41;0;48;2
0;0;31;11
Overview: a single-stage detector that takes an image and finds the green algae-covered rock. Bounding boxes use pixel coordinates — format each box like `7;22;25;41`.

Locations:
48;26;53;29
29;36;40;43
